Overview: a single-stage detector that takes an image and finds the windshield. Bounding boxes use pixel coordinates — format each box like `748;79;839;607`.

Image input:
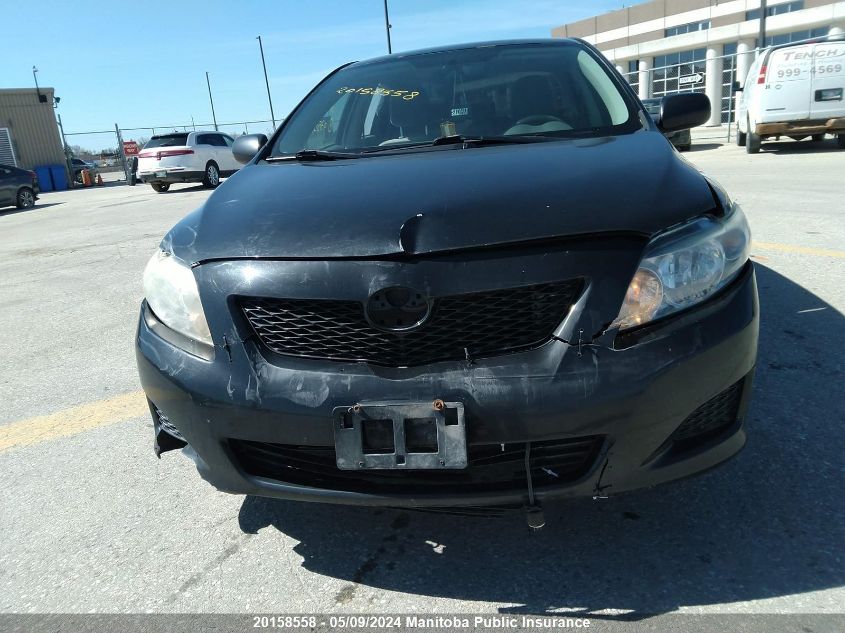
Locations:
271;42;637;157
144;134;189;148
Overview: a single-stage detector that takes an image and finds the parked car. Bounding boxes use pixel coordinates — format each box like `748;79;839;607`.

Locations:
641;97;692;150
0;164;39;209
137;131;241;192
736;37;845;153
136;39;757;525
70;157;97;183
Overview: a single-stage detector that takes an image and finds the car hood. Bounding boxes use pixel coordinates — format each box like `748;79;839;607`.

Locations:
163;130;716;262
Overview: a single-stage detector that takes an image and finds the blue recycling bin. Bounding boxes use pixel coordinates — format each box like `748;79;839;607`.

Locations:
48;164;68;191
34;166;54;192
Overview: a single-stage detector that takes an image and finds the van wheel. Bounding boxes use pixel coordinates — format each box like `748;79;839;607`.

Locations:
746;117;761;154
736;129;747;147
151;183;170;193
812;134;825;142
837;135;845;149
202;162;220;189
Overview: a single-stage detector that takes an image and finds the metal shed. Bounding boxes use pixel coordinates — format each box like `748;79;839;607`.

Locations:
0;88;66;170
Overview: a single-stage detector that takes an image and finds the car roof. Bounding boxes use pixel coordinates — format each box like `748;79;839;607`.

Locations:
350;38;583;67
150;130;225;138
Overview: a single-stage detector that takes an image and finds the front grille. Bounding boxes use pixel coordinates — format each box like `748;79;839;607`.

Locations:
240;280;583;367
229;436;603;494
671;380;743;450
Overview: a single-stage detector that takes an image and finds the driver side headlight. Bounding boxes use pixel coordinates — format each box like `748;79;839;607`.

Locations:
143;249;213;345
612;204;751;331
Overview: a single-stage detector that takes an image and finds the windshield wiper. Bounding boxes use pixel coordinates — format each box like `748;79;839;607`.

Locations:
430;134;550;147
269;136;551;161
360;135;552;154
266;149;361;162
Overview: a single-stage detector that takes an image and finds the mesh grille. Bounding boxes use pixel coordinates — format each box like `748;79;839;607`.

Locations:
240;280;582;367
229;436;603;494
672;380;743;447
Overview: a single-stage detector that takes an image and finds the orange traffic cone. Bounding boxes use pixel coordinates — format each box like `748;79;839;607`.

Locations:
96;174;103;186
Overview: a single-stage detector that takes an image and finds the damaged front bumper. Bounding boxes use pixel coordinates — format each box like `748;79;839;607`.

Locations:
135;242;759;507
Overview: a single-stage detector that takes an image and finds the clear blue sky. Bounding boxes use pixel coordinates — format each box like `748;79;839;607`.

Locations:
4;0;636;148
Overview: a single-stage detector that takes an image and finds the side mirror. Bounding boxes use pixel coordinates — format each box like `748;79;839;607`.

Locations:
657;93;711;133
232;133;268;164
732;80;743;92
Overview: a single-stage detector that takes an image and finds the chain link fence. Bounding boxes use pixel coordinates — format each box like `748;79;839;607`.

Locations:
59;119;277;186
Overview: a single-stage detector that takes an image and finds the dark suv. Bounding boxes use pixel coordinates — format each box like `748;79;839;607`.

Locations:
0;164;39;209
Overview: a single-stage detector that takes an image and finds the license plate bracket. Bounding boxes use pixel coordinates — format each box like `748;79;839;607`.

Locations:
332;401;467;470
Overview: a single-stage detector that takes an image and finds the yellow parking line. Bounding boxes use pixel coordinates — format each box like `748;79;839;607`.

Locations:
0;390;147;453
753;241;845;260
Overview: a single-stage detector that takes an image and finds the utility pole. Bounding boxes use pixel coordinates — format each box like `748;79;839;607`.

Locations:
57;113;75;189
758;0;768;50
257;36;277;128
205;72;219;131
115;123;129;182
383;0;392;54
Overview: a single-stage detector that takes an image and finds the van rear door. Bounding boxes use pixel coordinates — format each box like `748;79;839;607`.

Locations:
809;41;845;120
761;44;813;123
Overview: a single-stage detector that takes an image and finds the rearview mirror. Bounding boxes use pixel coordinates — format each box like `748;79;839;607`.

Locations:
656;93;711;133
232;133;268;164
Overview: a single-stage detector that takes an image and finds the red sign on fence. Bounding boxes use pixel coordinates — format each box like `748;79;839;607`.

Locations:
123;141;139;156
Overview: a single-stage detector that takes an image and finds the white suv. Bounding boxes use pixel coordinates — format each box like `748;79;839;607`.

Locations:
137;131;241;192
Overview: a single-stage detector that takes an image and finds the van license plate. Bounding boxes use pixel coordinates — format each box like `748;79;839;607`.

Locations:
155;171;167;178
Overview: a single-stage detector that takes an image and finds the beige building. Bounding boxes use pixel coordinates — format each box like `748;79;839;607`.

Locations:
0;88;66;169
552;0;845;125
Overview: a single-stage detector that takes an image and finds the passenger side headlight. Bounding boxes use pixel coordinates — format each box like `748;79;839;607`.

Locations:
143;249;212;345
613;204;751;331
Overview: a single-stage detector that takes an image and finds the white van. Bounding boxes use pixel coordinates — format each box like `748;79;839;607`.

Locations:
736;38;845;153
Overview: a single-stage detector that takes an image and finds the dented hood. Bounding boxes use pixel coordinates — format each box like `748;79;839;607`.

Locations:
163;131;716;263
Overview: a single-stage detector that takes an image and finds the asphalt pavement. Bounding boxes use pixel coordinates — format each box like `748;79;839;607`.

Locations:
0;136;843;628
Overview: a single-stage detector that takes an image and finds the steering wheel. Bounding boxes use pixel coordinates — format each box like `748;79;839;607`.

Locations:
513;114;568;127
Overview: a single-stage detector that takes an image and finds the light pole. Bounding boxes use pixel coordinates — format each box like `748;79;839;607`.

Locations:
32;66;43;101
205;71;219;131
383;0;392;54
257;36;277;128
758;0;768;50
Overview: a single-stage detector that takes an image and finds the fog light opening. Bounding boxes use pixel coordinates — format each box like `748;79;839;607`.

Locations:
150;402;188;457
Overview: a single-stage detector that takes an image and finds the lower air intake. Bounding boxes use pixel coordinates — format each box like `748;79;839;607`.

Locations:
229;436;604;494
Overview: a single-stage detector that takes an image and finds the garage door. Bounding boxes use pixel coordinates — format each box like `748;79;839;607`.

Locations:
0;128;17;166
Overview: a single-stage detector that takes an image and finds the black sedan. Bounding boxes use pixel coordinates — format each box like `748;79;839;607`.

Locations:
136;39;757;524
0;164;39;209
642;97;693;151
